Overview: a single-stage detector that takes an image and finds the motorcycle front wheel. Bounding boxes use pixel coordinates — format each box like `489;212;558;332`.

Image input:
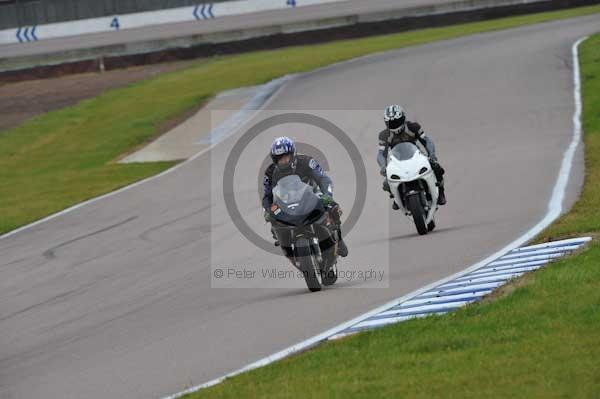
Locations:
321;262;338;286
295;238;322;292
407;194;428;235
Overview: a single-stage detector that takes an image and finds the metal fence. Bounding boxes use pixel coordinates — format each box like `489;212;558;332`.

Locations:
0;0;235;29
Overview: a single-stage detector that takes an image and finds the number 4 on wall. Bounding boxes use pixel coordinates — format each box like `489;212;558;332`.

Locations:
111;17;120;30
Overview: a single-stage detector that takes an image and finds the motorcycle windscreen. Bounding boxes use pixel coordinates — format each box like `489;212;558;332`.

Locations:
273;175;320;217
389;142;419;161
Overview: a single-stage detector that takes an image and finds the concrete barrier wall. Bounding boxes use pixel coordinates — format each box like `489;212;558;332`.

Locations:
0;0;240;30
0;0;344;44
1;0;598;82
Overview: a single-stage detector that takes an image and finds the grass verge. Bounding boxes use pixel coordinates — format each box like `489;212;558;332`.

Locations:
2;5;600;235
181;33;600;399
539;33;600;241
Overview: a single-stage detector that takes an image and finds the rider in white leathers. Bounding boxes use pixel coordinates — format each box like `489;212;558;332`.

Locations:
377;105;447;209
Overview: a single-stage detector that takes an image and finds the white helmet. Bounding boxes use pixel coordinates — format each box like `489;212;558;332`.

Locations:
383;105;406;133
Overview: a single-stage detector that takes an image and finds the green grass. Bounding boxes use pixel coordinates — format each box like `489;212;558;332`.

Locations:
2;5;600;235
539;34;600;241
182;33;600;399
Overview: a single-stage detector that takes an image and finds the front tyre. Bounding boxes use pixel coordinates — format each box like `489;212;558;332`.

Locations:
295;238;322;292
322;263;338;286
407;194;428;235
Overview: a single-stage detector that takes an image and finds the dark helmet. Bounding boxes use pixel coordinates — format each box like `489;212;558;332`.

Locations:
384;104;406;133
270;136;297;173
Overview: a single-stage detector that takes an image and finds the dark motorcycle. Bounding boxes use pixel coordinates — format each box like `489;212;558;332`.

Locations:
270;175;341;292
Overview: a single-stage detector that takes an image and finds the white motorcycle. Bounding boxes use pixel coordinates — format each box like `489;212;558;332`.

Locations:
386;142;439;235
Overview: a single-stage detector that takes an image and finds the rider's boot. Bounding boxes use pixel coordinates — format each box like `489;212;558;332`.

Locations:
382;180;394;198
337;232;349;257
385;179;399;209
271;227;280;246
431;161;447;206
329;206;348;257
437;182;447;205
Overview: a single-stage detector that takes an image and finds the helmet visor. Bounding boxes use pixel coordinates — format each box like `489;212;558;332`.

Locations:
387;116;406;131
276;154;292;166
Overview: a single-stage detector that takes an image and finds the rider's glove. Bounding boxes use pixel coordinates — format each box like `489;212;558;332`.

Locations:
320;194;334;208
379;166;387;176
263;210;272;222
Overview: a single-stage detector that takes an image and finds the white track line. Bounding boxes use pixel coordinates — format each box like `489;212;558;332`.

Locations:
500;245;579;259
160;35;589;399
477;259;549;272
445;272;527;285
400;292;489;307
486;252;566;267
460;265;544;279
374;301;473;318
508;236;591;252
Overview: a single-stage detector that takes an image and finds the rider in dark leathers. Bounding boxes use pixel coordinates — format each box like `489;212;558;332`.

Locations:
378;105;447;208
263;137;349;262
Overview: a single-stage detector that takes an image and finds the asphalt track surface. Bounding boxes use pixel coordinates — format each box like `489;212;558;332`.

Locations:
1;15;599;399
1;0;472;59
